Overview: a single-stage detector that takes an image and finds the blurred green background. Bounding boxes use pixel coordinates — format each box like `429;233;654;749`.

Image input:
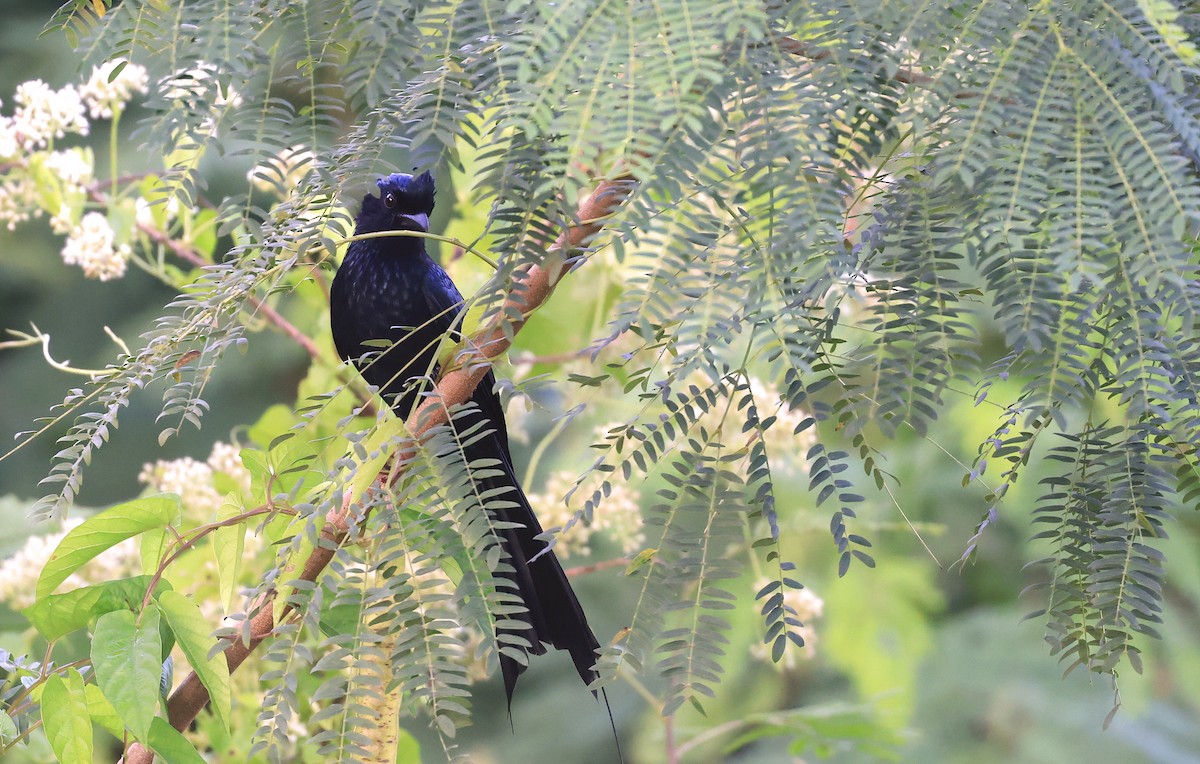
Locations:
2;3;1200;762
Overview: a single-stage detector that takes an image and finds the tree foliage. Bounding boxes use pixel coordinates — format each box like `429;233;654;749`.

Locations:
3;0;1200;760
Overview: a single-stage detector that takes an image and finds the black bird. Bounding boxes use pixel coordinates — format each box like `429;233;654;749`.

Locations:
330;171;603;704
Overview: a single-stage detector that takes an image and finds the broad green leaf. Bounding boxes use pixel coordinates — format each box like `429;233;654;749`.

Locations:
41;670;92;764
135;176;167;227
240;447;270;501
0;708;18;745
191;208;219;259
24;576;158;641
319;601;362;639
91;605;163;740
247;404;295;450
106;193;137;249
140;525;171;579
37;495;180;599
158;591;231;732
212;497;245;613
271;440;326;498
395;727;422;763
146;717;207;764
84;684;124;740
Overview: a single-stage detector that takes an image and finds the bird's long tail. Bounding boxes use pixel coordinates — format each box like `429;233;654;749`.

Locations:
452;403;621;759
468;431;601;702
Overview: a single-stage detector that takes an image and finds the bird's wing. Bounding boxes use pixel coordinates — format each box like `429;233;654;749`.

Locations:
421;264;510;447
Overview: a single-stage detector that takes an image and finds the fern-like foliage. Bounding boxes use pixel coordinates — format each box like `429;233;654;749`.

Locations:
31;0;1200;749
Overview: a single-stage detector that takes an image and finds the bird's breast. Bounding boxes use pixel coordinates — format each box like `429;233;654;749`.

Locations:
339;251;425;329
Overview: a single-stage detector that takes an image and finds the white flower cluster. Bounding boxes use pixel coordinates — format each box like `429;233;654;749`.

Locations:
134;195;181;230
138;441;252;515
247;145;317;196
0;518;139;610
10;80;88;149
0;60;145;243
751;578;825;667
0;62;146;154
60;212;130;281
49;204;74;235
0;116;18;159
79;58;150;119
207;441;253;494
0;176;37;230
44;147;93;191
138;456;220;516
527;467;644;559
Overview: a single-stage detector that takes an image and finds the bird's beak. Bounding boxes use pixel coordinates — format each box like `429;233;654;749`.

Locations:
398;212;429;232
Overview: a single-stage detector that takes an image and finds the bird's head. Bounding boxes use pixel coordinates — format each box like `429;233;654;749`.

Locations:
357;170;436;236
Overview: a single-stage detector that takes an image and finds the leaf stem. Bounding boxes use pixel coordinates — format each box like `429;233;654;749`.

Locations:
336;230;500;270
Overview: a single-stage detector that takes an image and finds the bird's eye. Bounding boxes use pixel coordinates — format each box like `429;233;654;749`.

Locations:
383;192;397;209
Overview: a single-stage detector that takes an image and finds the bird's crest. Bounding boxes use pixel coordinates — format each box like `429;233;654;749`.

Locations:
376;170;435;213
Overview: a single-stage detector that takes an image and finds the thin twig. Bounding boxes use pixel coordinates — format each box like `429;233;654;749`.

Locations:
776;35;981;98
776;34;932;85
135;214;323;360
514;348;592;365
564;557;630;577
85;185;323;360
139;505;279;610
665;713;680;764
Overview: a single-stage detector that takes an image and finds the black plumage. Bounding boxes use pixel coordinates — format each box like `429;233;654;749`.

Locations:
330;171;602;704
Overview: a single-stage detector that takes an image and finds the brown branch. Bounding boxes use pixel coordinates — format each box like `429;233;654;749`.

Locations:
134;217;323;361
120;175;635;764
564;557;630;577
775;35;832;62
84;184;323;360
514;348;593;366
777;35;980;98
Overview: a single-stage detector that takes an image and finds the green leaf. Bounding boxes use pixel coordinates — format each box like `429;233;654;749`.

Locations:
146;717;207;764
41;670;93;764
37;495;180;599
624;547;657;575
0;709;19;746
319;601;362;639
84;684;124;741
273;514;319;624
158;591;231;732
1135;0;1199;63
212;497;245;612
24;576;158;641
0;705;15;743
247;403;297;449
140;526;171;579
91;605;163;740
395;726;422;763
191;208;219;259
344;416;406;505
